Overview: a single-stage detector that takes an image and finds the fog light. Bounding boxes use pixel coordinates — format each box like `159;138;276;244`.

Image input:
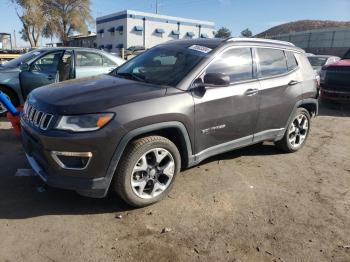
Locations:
51;151;92;170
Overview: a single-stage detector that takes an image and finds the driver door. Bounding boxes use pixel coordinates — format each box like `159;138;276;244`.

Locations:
193;47;260;156
20;51;64;99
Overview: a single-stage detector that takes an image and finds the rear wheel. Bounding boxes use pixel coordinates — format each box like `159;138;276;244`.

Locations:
113;136;181;207
0;87;19;117
276;108;311;153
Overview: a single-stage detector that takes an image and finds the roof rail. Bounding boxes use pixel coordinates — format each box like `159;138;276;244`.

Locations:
225;37;295;47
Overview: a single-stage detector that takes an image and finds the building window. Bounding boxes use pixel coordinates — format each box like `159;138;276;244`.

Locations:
134;26;144;32
116;26;124;35
98;29;104;38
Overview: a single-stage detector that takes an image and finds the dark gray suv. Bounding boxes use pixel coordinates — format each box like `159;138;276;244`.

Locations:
21;38;318;207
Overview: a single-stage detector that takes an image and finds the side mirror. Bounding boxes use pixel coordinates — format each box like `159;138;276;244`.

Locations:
203;73;230;87
20;62;30;72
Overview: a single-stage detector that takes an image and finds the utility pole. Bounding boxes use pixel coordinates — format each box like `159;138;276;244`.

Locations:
155;0;159;14
13;30;16;49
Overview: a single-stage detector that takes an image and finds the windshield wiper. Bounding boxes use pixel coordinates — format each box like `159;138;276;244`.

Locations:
115;72;147;83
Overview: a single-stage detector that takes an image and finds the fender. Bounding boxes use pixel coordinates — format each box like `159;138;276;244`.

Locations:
88;121;194;198
275;98;318;141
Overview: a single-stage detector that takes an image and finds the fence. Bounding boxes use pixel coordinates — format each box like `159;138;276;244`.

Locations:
263;27;350;57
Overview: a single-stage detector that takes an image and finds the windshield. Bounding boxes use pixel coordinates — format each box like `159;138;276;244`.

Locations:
307;56;328;67
2;50;45;68
343;50;350;60
114;45;210;87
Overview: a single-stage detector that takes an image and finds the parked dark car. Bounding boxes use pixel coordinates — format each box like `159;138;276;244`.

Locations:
0;47;125;114
21;38;318;207
320;49;350;102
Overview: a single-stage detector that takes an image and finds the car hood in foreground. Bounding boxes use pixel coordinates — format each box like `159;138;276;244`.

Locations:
29;75;167;115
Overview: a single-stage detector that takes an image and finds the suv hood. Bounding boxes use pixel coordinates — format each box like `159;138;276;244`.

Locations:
29;74;167;115
323;59;350;69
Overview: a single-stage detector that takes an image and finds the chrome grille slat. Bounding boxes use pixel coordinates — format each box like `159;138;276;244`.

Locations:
22;102;53;131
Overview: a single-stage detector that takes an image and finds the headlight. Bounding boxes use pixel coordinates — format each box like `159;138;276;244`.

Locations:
55;113;114;132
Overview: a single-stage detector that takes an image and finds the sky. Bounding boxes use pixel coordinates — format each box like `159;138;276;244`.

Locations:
0;0;349;47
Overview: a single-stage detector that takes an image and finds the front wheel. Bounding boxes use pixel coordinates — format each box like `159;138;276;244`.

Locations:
276;108;311;153
113;136;181;207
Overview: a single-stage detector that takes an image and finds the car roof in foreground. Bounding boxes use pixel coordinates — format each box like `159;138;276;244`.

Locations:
162;37;304;53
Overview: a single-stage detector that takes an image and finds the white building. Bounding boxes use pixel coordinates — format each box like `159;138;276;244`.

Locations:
96;10;215;53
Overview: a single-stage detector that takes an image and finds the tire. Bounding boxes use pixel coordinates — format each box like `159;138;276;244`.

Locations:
113;136;181;207
276;108;311;153
0;86;19;117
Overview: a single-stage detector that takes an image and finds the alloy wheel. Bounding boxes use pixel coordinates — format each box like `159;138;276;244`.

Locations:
131;148;175;199
288;114;309;149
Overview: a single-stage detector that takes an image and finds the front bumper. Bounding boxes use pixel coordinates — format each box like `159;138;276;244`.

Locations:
21;118;125;198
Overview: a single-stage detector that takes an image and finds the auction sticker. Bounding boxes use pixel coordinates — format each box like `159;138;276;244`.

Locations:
188;45;212;54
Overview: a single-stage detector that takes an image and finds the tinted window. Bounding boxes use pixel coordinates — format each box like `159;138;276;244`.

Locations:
31;51;63;72
76;51;103;67
257;48;287;77
286;51;298;71
206;48;253;82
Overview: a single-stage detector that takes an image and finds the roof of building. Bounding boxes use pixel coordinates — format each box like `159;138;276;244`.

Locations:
96;9;215;28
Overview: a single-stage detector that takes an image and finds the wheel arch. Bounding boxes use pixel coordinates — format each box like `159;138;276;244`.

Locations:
100;121;194;198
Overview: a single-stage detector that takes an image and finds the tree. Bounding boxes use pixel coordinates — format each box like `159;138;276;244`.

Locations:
215;27;231;38
241;28;253;38
43;0;94;45
12;0;48;47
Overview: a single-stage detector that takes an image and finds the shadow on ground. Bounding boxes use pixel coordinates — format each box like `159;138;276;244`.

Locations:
0;102;348;220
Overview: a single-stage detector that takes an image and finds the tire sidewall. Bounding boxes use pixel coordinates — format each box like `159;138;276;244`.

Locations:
118;138;181;207
285;108;311;152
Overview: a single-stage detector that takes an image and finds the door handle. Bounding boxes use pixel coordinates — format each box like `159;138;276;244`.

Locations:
47;75;54;81
244;88;259;96
288;80;299;86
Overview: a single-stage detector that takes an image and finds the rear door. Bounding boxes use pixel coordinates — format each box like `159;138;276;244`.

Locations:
193;47;260;155
254;48;302;139
20;51;64;99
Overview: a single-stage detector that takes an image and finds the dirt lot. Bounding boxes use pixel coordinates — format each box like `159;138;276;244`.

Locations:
0;104;349;262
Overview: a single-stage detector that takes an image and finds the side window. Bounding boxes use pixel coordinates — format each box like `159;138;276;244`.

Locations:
102;55;117;67
206;48;253;83
286;51;298;71
31;51;63;72
76;51;103;67
257;48;288;77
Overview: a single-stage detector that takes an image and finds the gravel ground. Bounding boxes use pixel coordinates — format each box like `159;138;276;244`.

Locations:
0;103;349;262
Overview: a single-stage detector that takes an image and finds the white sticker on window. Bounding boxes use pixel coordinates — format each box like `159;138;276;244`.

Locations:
188;45;212;54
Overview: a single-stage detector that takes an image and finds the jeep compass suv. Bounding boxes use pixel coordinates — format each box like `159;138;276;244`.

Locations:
21;38;318;207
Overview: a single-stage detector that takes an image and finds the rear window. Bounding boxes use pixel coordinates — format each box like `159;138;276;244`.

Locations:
286;51;298;71
257;48;288;77
307;56;328;67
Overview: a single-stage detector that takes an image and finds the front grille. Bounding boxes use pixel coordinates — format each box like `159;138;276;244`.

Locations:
325;66;350;91
23;102;53;130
